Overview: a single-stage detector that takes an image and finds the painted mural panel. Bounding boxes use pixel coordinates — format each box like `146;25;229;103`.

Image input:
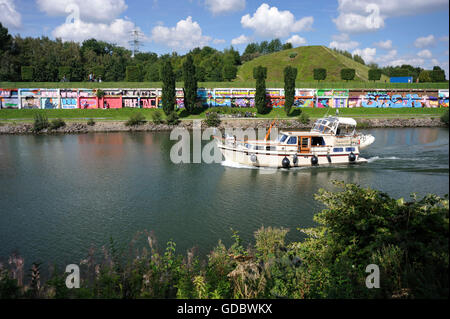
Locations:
140;98;157;108
19;89;41;109
439;90;449;107
0;89;19;109
360;90;438;108
79;97;98;109
40;89;59;109
294;89;315;107
123;97;139;108
60;89;78;109
102;97;122;109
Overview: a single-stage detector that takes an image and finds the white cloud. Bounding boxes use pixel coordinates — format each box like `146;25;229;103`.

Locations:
333;0;448;33
329;33;359;51
37;0;127;23
205;0;246;15
286;35;306;47
388;58;425;67
241;3;313;38
374;39;392;49
431;58;439;65
439;35;449;42
231;34;250;45
417;49;432;59
213;38;226;44
0;0;21;29
52;18;136;47
414;35;436;48
352;47;377;63
151;16;212;50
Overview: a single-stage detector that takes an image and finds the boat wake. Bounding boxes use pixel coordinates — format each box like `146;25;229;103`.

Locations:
367;156;423;163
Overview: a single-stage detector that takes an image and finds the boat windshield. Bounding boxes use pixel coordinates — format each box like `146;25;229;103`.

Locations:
278;134;288;143
312;118;335;134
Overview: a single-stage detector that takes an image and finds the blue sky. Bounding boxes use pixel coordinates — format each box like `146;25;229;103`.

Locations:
1;0;449;74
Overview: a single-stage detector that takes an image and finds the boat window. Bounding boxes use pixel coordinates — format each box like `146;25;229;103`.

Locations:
279;135;288;143
287;136;297;145
346;147;355;152
333;147;344;152
319;125;324;132
311;136;325;146
301;138;309;148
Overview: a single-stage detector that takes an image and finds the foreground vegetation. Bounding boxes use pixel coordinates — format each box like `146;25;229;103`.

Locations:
0;182;447;299
0;107;446;123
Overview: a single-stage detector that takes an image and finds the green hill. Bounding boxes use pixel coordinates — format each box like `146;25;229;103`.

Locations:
236;45;389;83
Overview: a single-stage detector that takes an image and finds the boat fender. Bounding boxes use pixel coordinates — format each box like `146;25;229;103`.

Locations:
293;154;298;165
282;157;290;168
349;152;356;163
326;154;332;163
311;155;319;166
250;154;257;163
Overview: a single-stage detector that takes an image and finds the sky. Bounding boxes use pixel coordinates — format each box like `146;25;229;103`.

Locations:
0;0;449;75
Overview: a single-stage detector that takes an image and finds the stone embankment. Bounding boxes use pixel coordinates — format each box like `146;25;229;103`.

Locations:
0;117;445;135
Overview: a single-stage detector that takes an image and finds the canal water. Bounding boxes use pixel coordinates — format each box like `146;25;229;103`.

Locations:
0;127;448;269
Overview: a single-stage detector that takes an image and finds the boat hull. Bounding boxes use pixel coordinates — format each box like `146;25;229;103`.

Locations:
218;144;368;168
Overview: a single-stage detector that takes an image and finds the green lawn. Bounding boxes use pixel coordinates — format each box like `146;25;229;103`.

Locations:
0;107;446;123
0;81;448;90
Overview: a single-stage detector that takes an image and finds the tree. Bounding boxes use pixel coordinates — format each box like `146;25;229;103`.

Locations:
126;66;141;82
145;63;160;82
368;69;382;82
418;70;432;83
253;66;268;114
21;66;34;81
341;68;355;81
282;42;293;50
313;68;326;83
267;39;282;53
183;54;198;114
283;66;297;115
223;63;237;81
352;54;365;65
161;60;176;116
430;66;446;82
0;22;12;54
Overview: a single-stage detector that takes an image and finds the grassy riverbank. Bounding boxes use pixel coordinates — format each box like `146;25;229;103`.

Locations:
1;182;447;299
1;81;449;89
0;107;446;123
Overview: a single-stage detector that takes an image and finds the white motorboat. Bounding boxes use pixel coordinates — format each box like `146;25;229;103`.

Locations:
215;116;375;168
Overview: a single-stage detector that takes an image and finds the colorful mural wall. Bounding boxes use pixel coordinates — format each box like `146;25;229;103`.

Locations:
0;88;447;109
0;89;19;109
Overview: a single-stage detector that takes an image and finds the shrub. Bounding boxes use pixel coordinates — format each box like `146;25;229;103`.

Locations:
313;68;326;82
125;113;147;126
205;111;221;127
289;52;297;59
87;118;96;126
33;113;49;132
441;109;449;126
50;118;66;130
298;112;310;124
151;110;163;125
368;69;382;82
96;89;105;99
341;68;356;81
166;112;180;125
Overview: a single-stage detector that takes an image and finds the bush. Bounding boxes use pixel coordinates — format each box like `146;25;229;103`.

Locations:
58;66;71;81
298;112;310;124
205;111;221;127
33;113;49;132
341;68;356;81
125;113;147;126
151;110;163;125
313;68;327;82
50;118;66;130
441;109;449;126
87;119;96;126
96;89;105;99
166;112;180;125
368;69;382;82
289;52;298;59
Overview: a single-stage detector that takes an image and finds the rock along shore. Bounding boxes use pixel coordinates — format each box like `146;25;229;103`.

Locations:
0;117;445;135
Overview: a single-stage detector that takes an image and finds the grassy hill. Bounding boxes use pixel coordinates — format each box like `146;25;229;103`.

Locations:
236;45;390;83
